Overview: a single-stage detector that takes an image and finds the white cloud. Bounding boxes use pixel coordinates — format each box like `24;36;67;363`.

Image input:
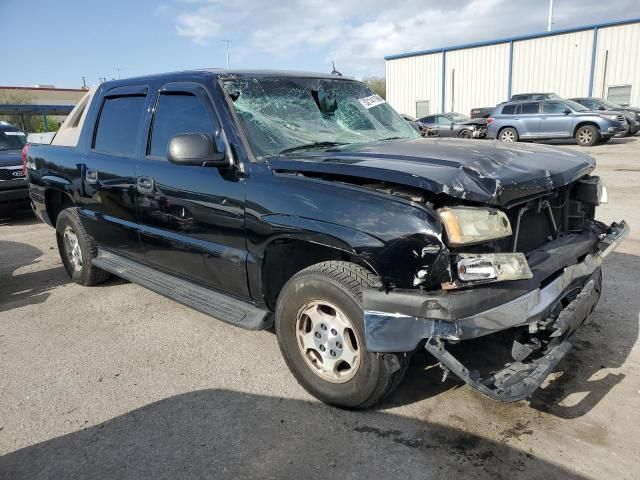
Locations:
168;0;639;75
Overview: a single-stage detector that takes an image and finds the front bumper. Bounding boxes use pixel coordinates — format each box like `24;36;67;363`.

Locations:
363;220;629;401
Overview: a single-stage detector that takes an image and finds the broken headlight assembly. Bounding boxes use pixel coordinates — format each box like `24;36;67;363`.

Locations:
457;253;533;282
437;206;512;246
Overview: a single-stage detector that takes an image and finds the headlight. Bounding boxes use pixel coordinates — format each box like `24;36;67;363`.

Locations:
438;207;512;246
457;253;533;282
600;114;619;121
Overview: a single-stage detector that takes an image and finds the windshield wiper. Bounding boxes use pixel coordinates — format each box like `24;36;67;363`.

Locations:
279;141;347;155
378;136;404;141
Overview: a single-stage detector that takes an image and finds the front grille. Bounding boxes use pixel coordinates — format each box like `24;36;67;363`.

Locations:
617;115;625;122
0;168;24;181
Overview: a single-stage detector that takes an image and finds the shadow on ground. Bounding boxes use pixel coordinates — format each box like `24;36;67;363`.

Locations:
383;252;639;419
0;389;590;480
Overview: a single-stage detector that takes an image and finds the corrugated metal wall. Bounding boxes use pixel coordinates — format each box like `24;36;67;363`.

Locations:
511;30;594;98
444;43;510;114
385;20;640;116
592;22;640;106
385;52;442;117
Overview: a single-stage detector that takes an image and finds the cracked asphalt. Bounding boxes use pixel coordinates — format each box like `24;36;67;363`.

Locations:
1;136;639;479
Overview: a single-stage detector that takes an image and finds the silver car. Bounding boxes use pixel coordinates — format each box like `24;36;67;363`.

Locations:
487;99;625;146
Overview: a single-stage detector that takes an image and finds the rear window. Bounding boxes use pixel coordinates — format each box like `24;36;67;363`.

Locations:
520;102;540;114
0;128;27;151
501;104;516;115
93;95;146;156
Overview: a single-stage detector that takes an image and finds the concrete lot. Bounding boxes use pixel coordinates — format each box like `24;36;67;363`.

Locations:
1;137;639;479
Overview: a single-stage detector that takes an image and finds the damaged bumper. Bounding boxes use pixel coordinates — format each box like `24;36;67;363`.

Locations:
363;220;629;401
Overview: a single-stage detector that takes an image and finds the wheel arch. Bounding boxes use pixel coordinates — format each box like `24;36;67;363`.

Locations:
573;121;600;137
45;188;74;227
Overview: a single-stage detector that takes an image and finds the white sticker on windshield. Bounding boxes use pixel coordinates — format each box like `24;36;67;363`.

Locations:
358;94;385;109
3;131;26;136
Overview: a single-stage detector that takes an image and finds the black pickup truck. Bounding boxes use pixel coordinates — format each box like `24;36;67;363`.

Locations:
25;69;629;408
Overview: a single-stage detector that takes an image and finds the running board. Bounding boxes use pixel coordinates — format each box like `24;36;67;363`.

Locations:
92;249;271;331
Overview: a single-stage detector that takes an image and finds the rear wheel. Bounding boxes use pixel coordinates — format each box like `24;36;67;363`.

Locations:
575;125;599;146
56;208;111;286
275;261;408;408
499;127;518;143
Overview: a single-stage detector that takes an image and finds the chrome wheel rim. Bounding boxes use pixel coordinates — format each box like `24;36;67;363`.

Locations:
578;129;593;144
63;226;83;271
296;300;361;383
501;130;515;142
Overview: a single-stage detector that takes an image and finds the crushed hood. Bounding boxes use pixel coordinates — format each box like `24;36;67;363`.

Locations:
267;138;595;206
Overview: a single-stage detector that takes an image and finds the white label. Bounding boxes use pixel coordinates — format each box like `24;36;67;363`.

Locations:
358;94;385;109
3;131;26;136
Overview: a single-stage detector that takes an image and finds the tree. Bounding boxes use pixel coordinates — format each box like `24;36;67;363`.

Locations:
361;77;386;99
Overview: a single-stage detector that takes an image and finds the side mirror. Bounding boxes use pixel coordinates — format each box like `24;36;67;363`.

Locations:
598;105;606;110
167;133;228;167
562;108;571;115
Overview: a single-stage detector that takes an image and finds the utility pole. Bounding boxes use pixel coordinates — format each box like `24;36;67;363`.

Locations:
547;0;554;31
116;68;122;79
222;40;231;69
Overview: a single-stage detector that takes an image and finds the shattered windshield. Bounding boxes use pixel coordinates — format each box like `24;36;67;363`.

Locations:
223;76;419;158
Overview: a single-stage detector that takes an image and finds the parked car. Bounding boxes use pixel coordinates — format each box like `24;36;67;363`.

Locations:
570;97;640;136
417;112;487;138
470;107;494;119
24;69;628;408
510;92;561;101
487;99;625;146
0;121;29;215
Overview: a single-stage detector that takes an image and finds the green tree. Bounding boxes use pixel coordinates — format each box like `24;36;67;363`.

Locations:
362;77;386;99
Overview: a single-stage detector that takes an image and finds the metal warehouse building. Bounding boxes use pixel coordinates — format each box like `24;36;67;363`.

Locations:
385;18;640;119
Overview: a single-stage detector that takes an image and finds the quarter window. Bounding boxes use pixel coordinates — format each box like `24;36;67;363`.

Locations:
93;95;146;156
149;92;214;158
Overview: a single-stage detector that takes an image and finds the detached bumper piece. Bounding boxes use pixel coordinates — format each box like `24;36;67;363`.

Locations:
363;220;629;402
426;279;599;402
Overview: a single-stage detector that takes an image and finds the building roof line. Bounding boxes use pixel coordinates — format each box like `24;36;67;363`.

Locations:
384;17;640;60
0;86;88;92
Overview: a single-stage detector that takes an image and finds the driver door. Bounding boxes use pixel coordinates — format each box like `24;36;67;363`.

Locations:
136;81;249;297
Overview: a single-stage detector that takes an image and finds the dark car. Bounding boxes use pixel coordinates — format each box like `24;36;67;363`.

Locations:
25;69;628;408
510;92;561;101
571;97;640;136
0;122;29;215
417;112;487;138
487;99;625;146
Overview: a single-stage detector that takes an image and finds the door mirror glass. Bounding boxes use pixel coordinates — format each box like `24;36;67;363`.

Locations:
562;108;571;115
167;133;228;167
598;105;606;110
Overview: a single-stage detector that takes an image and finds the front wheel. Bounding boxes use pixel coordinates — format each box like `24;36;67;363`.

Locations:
458;129;473;139
575;125;600;146
275;261;408;409
499;127;518;142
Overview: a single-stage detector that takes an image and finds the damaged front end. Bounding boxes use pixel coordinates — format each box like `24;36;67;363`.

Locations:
363;174;629;402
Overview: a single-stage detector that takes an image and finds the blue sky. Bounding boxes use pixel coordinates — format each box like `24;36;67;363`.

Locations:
2;0;638;88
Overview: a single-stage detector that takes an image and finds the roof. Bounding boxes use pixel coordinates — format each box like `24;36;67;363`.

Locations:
385;17;640;60
97;69;353;89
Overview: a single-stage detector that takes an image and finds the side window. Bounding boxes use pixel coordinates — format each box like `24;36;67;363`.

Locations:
501;104;516;115
520;102;540;114
149;92;214;158
93;95;146;156
437;116;452;125
542;102;565;114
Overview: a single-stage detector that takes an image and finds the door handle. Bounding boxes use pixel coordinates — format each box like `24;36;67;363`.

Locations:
136;176;155;194
86;169;98;184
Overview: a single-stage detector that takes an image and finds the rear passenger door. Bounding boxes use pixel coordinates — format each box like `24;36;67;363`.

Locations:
540;101;573;137
136;82;249;297
516;102;541;138
79;85;148;262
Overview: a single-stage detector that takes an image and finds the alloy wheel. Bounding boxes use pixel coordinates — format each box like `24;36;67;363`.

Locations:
63;226;83;271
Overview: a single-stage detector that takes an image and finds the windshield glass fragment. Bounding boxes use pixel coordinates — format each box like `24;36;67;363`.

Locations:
223;77;419;157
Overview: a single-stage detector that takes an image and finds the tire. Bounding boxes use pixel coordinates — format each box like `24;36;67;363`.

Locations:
499;127;518;143
275;261;408;409
575;125;600;147
56;208;111;286
458;129;473;139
